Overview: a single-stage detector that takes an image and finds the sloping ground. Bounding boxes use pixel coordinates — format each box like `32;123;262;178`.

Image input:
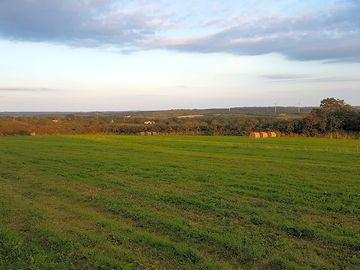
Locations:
0;135;359;269
176;115;204;119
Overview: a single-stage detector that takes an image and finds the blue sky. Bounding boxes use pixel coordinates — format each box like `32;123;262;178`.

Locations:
0;0;359;111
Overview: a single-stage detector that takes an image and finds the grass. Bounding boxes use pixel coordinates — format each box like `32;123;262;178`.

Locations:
0;135;359;269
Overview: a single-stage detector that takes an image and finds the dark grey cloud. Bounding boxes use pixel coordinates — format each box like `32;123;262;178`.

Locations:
158;1;360;62
0;0;160;48
0;0;359;62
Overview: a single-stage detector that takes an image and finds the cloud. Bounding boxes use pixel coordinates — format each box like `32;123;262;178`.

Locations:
311;77;360;83
155;1;360;62
262;74;311;80
0;87;53;92
0;0;359;61
261;74;360;83
0;0;161;49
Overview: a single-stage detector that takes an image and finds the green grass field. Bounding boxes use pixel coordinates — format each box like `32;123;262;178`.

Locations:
0;135;359;269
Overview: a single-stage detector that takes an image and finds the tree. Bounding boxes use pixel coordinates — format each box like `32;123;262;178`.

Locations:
309;98;353;133
319;98;351;114
343;111;360;131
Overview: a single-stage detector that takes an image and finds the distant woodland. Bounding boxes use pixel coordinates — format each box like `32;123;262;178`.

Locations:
1;98;359;138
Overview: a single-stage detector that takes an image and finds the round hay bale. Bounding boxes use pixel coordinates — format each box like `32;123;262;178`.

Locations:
249;132;260;139
260;132;269;138
268;132;277;138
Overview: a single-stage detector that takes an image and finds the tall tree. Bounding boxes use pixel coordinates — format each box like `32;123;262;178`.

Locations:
311;98;353;133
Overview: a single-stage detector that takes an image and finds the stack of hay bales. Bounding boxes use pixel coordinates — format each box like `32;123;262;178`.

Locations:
249;131;281;139
141;131;159;136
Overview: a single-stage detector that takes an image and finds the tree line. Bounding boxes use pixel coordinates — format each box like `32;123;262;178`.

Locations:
0;98;359;138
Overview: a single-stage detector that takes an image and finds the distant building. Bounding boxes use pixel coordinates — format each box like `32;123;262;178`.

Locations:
144;121;155;125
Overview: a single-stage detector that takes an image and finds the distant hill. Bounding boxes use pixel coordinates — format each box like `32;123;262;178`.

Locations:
0;112;77;116
219;106;315;115
0;106;316;117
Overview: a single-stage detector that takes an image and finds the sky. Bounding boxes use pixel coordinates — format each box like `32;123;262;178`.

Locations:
0;0;359;111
